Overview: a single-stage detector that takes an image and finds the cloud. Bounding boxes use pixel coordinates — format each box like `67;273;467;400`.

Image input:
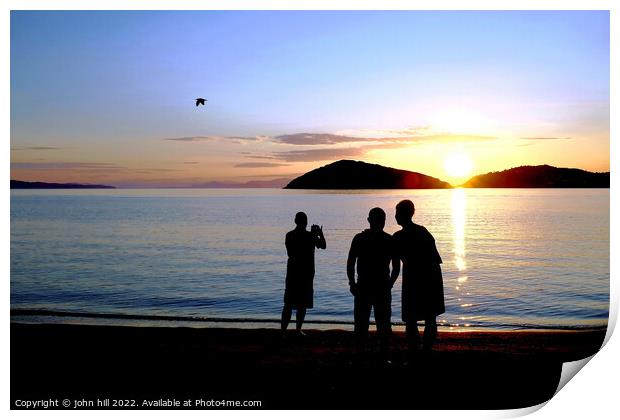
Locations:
413;133;496;142
334;126;432;138
236;173;303;179
11;162;126;171
267;129;497;163
164;135;262;143
275;133;365;145
234;162;291;168
273;148;365;162
231;136;259;141
164;136;224;142
275;131;496;146
136;168;182;173
164;136;212;142
519;137;572;140
183;161;200;164
166;128;496;148
11;146;61;151
238;154;278;160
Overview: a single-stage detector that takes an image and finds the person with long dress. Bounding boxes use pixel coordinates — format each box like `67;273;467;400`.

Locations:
393;199;445;352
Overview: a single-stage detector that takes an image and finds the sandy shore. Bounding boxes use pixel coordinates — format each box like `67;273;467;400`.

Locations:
11;323;605;409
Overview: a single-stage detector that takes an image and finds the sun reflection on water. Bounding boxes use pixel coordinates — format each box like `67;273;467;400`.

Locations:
450;188;474;326
451;188;467;274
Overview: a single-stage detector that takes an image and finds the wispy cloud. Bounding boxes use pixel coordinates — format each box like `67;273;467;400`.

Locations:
519;137;572;140
135;168;182;173
167;128;496;147
183;161;200;164
11;162;126;171
11;146;62;151
267;128;497;163
411;133;497;142
238;153;278;160
273;148;364;162
164;135;262;143
165;136;217;142
334;126;432;138
275;131;496;146
275;133;364;145
234;162;290;168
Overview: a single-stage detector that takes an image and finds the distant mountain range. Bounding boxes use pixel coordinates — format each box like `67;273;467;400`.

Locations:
461;165;609;188
192;178;291;188
285;160;451;189
11;180;116;189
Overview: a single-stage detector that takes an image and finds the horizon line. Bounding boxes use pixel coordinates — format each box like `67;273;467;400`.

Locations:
10;160;611;189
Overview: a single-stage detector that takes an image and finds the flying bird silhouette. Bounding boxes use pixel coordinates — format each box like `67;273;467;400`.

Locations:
195;98;207;106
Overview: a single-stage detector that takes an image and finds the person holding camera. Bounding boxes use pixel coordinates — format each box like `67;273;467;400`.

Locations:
281;211;327;335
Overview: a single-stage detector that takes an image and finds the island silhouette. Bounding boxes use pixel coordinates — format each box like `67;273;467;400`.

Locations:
285;160;452;189
10;180;116;189
284;160;610;189
461;164;610;188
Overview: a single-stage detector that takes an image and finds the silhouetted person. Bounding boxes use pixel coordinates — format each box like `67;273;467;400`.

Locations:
347;207;400;354
393;199;445;353
281;212;326;335
195;98;207;106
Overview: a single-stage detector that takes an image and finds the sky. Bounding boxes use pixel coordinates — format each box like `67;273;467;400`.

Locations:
10;10;609;187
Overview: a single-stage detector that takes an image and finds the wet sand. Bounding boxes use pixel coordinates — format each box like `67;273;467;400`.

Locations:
10;323;605;409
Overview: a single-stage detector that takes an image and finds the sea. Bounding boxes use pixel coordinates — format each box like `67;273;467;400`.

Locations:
10;188;609;331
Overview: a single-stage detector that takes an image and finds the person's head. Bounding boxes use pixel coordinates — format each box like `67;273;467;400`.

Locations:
367;207;386;231
294;211;308;229
395;199;415;226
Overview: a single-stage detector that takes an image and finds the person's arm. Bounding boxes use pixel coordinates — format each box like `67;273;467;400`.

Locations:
314;226;326;249
427;229;443;264
346;236;358;295
285;233;292;258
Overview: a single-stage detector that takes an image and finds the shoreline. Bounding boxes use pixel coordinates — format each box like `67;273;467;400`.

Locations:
10;308;607;332
11;322;605;409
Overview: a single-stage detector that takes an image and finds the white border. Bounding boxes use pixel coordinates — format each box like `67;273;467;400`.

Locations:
3;1;616;419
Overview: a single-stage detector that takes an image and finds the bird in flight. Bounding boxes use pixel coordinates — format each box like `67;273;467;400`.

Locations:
195;98;207;106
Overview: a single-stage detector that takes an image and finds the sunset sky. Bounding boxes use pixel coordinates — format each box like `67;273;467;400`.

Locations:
10;11;609;187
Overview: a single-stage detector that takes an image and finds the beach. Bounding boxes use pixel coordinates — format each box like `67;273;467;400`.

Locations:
10;323;605;409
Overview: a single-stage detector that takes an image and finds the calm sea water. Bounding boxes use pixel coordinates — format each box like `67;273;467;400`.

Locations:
10;188;609;330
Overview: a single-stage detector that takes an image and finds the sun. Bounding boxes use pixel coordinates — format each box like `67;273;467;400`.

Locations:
444;150;474;179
